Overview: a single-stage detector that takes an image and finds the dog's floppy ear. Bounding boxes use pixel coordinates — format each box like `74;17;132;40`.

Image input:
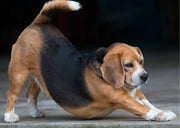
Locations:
136;47;144;64
100;54;124;89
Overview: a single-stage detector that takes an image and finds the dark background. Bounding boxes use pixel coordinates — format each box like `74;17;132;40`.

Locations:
0;0;179;54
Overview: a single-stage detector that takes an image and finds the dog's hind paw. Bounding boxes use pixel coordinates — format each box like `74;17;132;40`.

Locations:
30;109;45;118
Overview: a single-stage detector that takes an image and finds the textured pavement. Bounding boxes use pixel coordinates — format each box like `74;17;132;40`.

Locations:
0;51;179;128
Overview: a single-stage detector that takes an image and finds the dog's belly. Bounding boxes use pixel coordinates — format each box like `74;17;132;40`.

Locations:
62;103;115;118
89;109;115;118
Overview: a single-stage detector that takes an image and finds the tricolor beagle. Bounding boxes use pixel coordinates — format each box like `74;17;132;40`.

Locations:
4;0;176;123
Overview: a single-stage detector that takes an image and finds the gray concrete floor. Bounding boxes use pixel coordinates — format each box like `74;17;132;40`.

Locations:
0;51;179;128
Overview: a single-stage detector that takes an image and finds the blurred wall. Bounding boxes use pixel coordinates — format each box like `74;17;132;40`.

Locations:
0;0;179;53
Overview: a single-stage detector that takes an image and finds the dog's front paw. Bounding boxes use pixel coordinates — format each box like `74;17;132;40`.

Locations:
154;110;176;121
144;109;176;121
4;112;19;123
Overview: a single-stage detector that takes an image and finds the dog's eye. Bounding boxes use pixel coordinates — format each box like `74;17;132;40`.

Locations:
140;60;143;65
124;63;133;68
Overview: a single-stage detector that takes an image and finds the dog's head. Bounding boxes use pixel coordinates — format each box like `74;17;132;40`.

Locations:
88;43;148;89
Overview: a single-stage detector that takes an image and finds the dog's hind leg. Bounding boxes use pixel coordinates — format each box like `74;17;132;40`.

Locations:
26;77;45;118
4;67;30;123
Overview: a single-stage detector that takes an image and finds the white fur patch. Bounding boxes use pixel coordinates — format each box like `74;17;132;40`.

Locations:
32;75;42;89
123;87;137;97
68;1;82;10
131;66;144;86
141;99;159;110
27;94;45;118
4;108;19;123
123;87;145;105
145;109;160;121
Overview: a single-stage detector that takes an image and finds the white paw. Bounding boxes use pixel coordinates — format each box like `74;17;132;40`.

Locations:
27;94;45;118
145;109;161;121
30;110;45;118
68;1;82;10
4;112;19;123
154;110;177;121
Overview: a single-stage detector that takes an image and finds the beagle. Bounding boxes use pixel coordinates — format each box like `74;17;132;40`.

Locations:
4;0;176;123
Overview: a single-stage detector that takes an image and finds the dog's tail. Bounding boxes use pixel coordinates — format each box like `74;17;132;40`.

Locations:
31;0;81;25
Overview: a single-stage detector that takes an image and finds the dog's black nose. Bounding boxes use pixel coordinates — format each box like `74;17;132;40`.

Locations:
140;73;149;81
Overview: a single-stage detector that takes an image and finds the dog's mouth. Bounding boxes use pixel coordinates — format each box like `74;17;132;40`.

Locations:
124;83;137;89
124;80;146;88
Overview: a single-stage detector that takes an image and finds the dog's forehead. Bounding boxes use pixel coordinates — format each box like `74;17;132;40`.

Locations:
107;43;142;60
107;43;134;53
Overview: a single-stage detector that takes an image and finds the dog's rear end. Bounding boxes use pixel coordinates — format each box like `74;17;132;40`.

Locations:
5;0;81;123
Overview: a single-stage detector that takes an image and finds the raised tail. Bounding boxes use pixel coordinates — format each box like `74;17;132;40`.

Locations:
31;0;81;25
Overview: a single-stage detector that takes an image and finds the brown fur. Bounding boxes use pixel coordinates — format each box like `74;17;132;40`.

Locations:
6;27;50;113
85;64;150;117
26;78;41;106
101;54;124;88
61;67;148;118
105;43;145;86
135;89;146;100
62;66;150;118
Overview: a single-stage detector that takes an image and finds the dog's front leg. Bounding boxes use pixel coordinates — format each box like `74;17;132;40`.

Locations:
123;87;176;121
110;88;150;120
110;88;176;121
